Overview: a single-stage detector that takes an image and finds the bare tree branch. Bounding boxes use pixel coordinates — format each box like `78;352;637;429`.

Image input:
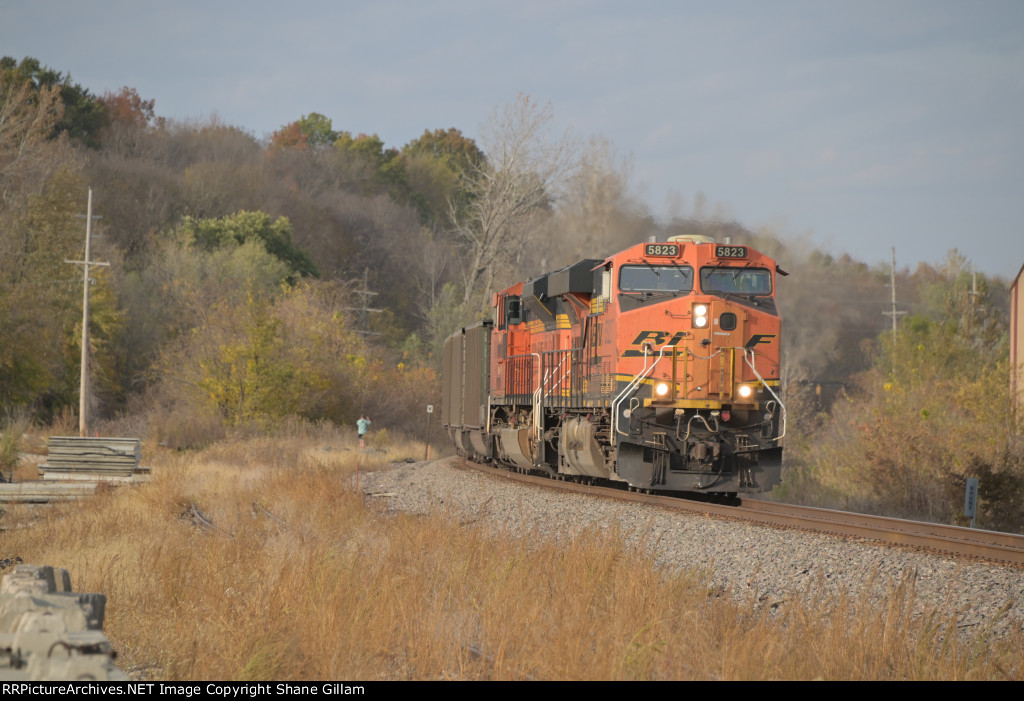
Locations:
451;94;579;306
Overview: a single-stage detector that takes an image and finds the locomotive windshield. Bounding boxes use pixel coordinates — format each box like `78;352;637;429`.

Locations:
619;265;694;293
700;267;772;296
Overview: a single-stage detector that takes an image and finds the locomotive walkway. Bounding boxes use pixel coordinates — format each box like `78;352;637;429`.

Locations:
459;459;1024;567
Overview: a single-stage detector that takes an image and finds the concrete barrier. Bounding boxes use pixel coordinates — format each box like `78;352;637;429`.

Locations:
0;564;127;681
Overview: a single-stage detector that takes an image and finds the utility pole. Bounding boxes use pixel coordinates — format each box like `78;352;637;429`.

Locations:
65;189;107;437
967;271;982;337
882;247;906;375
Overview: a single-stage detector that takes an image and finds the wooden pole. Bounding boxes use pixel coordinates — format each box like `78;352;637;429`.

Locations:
79;189;93;437
66;189;106;437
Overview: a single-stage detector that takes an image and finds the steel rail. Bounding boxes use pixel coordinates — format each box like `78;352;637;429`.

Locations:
456;459;1024;567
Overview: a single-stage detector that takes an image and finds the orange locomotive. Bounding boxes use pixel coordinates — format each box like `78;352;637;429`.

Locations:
442;235;786;495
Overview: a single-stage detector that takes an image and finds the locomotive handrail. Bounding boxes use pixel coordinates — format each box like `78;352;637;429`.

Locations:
740;348;787;441
542;352;569;394
530;352;542;440
540;349;574;406
612;343;672;444
611;346;650;444
685;348;724;360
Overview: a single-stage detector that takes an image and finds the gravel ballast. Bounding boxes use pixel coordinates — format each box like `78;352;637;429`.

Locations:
362;457;1024;638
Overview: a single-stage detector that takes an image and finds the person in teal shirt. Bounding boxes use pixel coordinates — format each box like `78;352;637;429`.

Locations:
357;415;371;450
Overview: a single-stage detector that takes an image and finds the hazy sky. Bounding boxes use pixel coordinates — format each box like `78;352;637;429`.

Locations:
4;0;1023;278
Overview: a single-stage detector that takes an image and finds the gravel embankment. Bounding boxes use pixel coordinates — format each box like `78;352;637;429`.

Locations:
362;457;1024;638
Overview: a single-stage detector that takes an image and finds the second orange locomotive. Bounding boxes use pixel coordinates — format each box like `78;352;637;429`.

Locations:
442;235;786;495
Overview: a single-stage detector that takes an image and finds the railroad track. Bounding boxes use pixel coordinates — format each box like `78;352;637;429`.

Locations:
458;459;1024;567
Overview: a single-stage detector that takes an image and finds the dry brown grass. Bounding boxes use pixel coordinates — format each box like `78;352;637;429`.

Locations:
1;432;1021;680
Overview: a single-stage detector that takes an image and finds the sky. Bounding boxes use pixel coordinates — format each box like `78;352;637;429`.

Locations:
3;0;1023;278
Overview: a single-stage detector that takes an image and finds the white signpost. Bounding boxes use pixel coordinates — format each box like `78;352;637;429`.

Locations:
424;405;434;461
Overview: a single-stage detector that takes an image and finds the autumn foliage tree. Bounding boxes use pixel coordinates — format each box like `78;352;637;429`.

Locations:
401;127;486;227
780;263;1023;532
99;86;156;128
0;60;97;416
0;56;106;147
182;210;318;279
270;112;338;151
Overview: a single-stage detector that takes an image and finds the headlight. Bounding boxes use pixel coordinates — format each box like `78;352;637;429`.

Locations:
655;382;669;396
737;384;753;398
693;303;709;329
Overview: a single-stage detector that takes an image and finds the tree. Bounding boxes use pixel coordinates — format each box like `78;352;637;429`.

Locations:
0;64;90;416
0;56;106;148
452;94;578;307
194;291;300;422
0;65;65;210
401;128;486;226
151;240;295;423
298;113;339;149
0;168;106;415
270;112;338;151
403;127;485;170
96;86;159;156
181;210;318;279
541;136;648;268
269;121;307;150
125;236;293;393
153;271;369;425
99;86;156;128
333;131;409;199
912;250;1006;354
780;269;1023;532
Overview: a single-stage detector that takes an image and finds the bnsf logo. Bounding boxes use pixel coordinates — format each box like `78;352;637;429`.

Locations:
622;330;775;357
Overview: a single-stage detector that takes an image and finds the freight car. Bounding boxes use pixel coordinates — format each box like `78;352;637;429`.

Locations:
442;235;786;495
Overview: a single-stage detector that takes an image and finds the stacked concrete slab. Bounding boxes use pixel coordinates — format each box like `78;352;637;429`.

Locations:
40;437;142;481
